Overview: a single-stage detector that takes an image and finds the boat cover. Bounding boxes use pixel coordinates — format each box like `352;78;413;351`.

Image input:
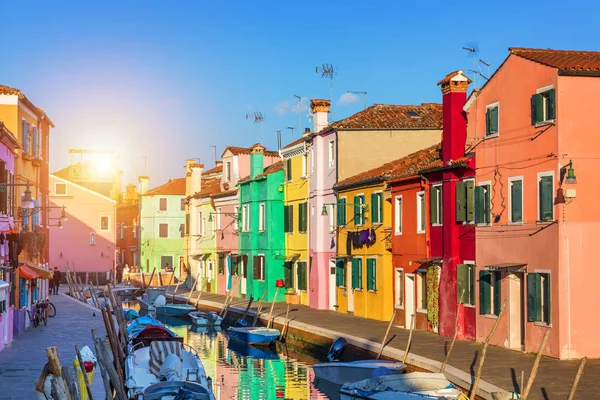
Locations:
342;372;454;394
127;316;177;339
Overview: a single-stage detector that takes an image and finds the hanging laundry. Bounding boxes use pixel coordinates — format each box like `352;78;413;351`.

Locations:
353;231;361;249
360;229;370;245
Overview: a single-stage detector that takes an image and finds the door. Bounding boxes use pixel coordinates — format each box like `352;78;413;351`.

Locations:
241;258;247;296
226;256;232;291
508;273;525;350
347;261;354;313
405;274;415;328
329;259;337;310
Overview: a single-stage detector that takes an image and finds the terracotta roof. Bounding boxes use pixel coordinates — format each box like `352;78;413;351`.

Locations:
211;188;238;199
198;179;221;197
335;144;441;189
144;178;186;196
323;103;443;132
202;165;223;175
0;85;21;96
420;154;473;173
0;85;54;126
222;144;279;157
509;47;600;71
283;137;306;149
238;161;284;183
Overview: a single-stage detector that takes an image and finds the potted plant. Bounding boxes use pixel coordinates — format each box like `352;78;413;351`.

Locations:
284;288;300;305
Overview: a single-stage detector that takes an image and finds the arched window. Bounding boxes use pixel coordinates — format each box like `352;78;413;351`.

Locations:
90;232;95;245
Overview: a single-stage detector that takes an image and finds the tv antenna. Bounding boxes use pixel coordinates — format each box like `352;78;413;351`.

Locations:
210;145;217;166
462;42;490;89
347;90;367;110
246;112;265;144
316;63;337;101
293;94;302;132
286;127;295;139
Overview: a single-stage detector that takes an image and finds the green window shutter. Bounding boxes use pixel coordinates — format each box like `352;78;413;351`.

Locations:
511;180;523;223
543;274;551;324
547;89;556;120
456;264;468;304
479;270;491;315
527;273;542;322
474;186;484;224
531;94;544;125
286;159;292;181
358;258;363;289
301;203;308;232
378;193;383;223
337;199;346;226
539;176;553;221
253;256;259;280
284;262;293;288
430;187;438;225
297;262;307;291
485;108;490;136
419;194;425;230
469;265;476;305
289;204;294;232
489;107;498;134
366;259;376;291
351;259;358;288
335;260;343;287
466;181;475;221
359;195;365;225
456;182;466;222
371;193;378;223
354;196;360;225
284;206;289;233
493;271;502;316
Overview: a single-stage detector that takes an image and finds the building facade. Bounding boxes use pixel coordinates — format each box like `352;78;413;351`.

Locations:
116;184;140;269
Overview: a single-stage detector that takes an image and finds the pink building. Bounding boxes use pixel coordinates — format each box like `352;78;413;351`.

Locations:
49;174;116;283
467;47;600;359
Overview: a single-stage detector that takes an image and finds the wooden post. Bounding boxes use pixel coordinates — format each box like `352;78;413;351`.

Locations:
187;274;200;303
521;328;551;400
238;296;254;325
282;304;291;338
377;309;397;360
267;286;280;329
62;366;78;400
92;329;127;400
75;345;95;400
470;299;508;400
101;307;123;372
567;357;587;400
252;288;268;327
107;285;127;344
45;346;63;377
50;375;69;400
195;279;209;307
146;267;156;288
88;282;99;308
441;289;465;372
65;271;75;299
93;332;113;400
104;299;126;360
520;370;524;396
402;314;415;365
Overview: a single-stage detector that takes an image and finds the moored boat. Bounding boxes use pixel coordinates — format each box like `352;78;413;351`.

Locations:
227;339;279;360
136;288;167;312
189;311;223;327
226;326;280;346
142;381;215;400
156;303;197;317
313;359;406;386
127;315;181;348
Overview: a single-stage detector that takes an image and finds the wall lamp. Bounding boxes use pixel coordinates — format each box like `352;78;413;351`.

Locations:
49;218;63;229
560;160;577;185
208;212;240;222
0;183;34;208
19;205;68;220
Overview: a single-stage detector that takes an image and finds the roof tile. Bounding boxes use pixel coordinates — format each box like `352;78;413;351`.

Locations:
238;160;284;183
509;47;600;71
144;178;186;196
223;144;279;157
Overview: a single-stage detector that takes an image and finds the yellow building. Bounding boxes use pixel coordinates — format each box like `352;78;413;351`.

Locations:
333;164;395;322
281;135;310;306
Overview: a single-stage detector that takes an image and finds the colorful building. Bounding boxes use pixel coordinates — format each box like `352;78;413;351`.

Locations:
139;177;186;276
281;134;310;305
238;144;285;302
116;184;140;269
49;174;116;282
466;48;600;359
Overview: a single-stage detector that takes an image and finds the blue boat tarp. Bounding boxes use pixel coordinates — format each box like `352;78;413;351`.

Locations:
123;308;140;321
127;316;177;339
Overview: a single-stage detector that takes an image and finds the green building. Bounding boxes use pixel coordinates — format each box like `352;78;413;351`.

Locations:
139;176;186;275
238;144;286;302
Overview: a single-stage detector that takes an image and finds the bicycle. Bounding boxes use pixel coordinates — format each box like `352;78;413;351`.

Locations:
47;301;56;318
26;302;48;327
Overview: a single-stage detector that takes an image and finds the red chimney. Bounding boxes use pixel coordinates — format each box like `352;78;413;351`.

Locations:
437;70;471;162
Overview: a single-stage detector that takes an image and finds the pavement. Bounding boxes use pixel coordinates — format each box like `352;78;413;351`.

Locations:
0;291;106;400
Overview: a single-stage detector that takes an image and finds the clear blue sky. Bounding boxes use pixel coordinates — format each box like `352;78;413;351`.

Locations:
1;1;598;188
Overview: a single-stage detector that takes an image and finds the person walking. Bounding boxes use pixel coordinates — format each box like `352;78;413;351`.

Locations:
52;267;62;295
123;264;130;285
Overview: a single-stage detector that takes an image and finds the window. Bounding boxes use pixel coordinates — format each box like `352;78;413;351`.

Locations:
119;223;125;239
336;259;346;287
159;223;168;238
185;214;190;235
225;161;232;181
456;179;475;223
301;154;308;178
366;258;377;291
100;216;110;231
233;206;239;230
133;221;138;238
89;232;96;245
328;204;335;233
55;183;67;196
457;263;476;305
353;195;365;225
218;254;225;275
284;261;294;288
394;269;404;308
284;204;294;233
538;173;554;222
351;257;363;290
475;183;491;225
531;88;555;125
509;178;523;223
180;198;186;211
241;205;249;232
161;256;173;270
328;140;335;167
296;261;307;291
394;196;403;235
528;272;551;324
486;103;499;137
480;270;502;316
22;120;30;154
311;149;314;172
159;198;167;211
33;127;39;157
197;212;203;236
253;255;265;281
417;270;428;310
371;192;383;224
337;198;347;227
430;185;442;226
258;203;266;231
286;158;293;181
180;224;185;238
416;191;425;233
298;202;308;233
216;207;222;230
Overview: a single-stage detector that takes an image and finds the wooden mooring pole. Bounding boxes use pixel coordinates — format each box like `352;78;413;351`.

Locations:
441;289;465;372
377;309;396;360
402;314;415;365
521;328;551;400
567;357;587;400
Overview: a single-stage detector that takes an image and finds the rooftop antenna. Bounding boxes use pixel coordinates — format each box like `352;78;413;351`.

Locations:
276;130;282;152
347;90;367;110
462;42;490;89
246;112;265;144
286;127;295;139
210;145;217;166
293;94;302;132
316;63;337;101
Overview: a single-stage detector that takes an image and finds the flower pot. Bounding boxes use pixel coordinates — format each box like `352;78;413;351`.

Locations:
285;293;300;305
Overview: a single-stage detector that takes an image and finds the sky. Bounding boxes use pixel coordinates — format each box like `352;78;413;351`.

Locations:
1;1;599;189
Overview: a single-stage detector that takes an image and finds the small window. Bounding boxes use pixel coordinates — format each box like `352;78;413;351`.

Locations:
394;196;403;235
301;154;308;178
159;223;168;238
119;223;125;239
353;195;365;226
475;184;491;225
180;198;185;211
417;270;428;310
395;269;404;307
55;183;67;196
253;255;265;281
509;178;523;223
486;103;499;136
531;88;556;125
133;222;138;238
296;261;307;291
456;179;475;223
284;204;294;233
218;254;225;275
457;263;476;305
298;202;308;233
258;203;266;231
197;212;203;236
233;206;239;230
538;173;554;222
430;185;442;226
100;216;110;231
528;272;551;324
351;258;363;290
480;270;502;316
89;232;96;245
179;224;185;238
225;161;232;181
328;204;335;233
216;207;222;230
371;192;383;224
159;198;167;211
242;205;250;232
366;258;377;291
337;198;346;227
328;140;335;167
416;191;425;233
286;159;293;181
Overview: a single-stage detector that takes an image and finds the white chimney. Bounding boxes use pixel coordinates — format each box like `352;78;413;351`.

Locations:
310;99;331;133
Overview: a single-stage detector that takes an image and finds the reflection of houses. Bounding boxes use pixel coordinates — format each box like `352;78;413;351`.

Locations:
116;184;140;269
139;176;185;275
49;174;116;282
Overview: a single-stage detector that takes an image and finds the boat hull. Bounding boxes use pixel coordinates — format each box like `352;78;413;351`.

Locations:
313;360;406;386
227;327;280;346
189;311;223;327
155;304;196;316
142;381;215;400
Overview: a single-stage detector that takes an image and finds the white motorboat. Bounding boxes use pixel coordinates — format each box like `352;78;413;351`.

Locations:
136;288;166;312
189;311;223;327
125;339;214;399
313;359;406;386
339;372;464;399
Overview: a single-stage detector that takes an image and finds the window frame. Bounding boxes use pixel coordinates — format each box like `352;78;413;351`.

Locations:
255;254;265;282
394;268;404;309
55;182;67;196
158;223;169;238
241;205;250;232
285;158;293;182
159;198;167;211
328;204;335;233
351;257;363;291
430;184;443;227
354;194;365;226
337;197;347;227
258;203;266;232
371;191;383;225
89;232;96;245
394;195;403;235
416;191;425;234
366;257;377;292
528;270;552;326
233;206;239;231
225;161;232;181
197;211;203;236
416;268;428;313
537;171;554;223
216;207;222;230
485;102;500;138
328;140;335;168
336;259;346;288
100;215;110;231
457;261;476;307
508;176;524;225
301;153;308;178
475;181;492;226
296;260;308;291
298;201;308;233
180;198;186;211
534;85;556;125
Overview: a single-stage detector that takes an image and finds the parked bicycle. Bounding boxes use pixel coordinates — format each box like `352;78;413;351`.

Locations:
27;301;48;327
47;300;56;318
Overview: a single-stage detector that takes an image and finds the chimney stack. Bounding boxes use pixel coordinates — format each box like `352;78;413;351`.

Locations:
310;99;331;134
138;176;149;195
303;127;311;137
250;143;266;179
437;70;471;162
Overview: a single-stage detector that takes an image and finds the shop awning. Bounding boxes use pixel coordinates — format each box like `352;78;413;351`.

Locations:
19;265;54;279
486;263;527;272
414;257;443;264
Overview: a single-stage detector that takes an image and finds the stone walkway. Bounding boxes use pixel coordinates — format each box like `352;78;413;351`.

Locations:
0;291;106;400
173;288;595;400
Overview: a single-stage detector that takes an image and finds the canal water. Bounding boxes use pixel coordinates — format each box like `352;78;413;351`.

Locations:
124;300;337;400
